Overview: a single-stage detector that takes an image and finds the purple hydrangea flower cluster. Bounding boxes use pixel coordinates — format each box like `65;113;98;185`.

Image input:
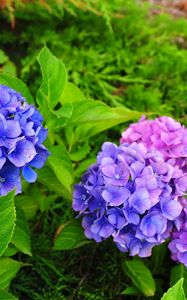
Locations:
0;84;49;195
73;141;186;257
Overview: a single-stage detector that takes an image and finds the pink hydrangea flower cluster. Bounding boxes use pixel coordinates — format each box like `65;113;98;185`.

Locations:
121;116;187;267
121;116;187;171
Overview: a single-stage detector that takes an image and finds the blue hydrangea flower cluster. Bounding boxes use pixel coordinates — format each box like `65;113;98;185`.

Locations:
0;84;49;195
73;142;186;257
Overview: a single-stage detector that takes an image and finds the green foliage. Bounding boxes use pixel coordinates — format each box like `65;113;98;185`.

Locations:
48;145;74;196
0;258;22;290
123;258;156;297
0;289;18;300
11;208;32;256
67;101;141;141
3;244;18;257
37;46;67;109
0;50;16;76
170;264;187;297
0;191;16;256
0;191;31;297
161;278;185;300
54;220;91;250
37;166;65;196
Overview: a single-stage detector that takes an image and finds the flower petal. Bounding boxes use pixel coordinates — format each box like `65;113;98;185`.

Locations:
22;165;37;183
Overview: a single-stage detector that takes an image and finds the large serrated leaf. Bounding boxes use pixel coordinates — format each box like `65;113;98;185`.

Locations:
0;257;22;289
0;191;16;256
161;278;185;300
68;101;140;125
123;259;156;297
37;46;67;109
68;101;141;140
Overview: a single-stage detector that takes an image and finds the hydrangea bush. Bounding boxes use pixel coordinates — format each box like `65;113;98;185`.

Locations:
0;84;49;195
73;116;187;270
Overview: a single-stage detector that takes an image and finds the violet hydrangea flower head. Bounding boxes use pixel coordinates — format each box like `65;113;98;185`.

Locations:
168;212;187;267
0;84;49;195
73;141;186;257
120;116;187;171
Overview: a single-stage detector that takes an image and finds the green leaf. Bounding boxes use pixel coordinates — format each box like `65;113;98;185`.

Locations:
70;144;90;161
0;74;33;104
3;244;18;257
11;208;32;256
15;184;55;218
46;103;73;130
0;191;16;256
48;145;74;194
15;195;39;220
161;278;185;300
0;50;8;64
170;264;187;297
51;103;73;119
0;257;22;289
61;82;86;104
54;220;91;250
122;286;142;296
68;101;140;126
0;289;18;300
67;100;116;125
67;101;141;141
2;62;17;76
65;127;75;148
37;166;66;196
37;46;67;108
123;258;156;297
